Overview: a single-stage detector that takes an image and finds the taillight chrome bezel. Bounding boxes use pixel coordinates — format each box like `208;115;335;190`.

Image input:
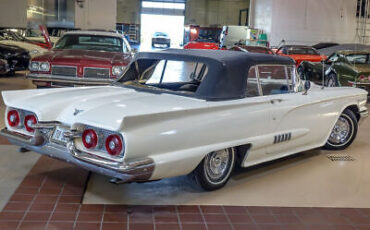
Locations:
78;125;125;160
105;134;123;156
82;129;98;149
6;108;39;135
24;114;38;132
7;110;20;127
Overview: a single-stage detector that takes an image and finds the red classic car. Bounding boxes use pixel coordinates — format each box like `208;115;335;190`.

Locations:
184;41;220;50
276;45;327;67
183;25;221;50
27;30;133;88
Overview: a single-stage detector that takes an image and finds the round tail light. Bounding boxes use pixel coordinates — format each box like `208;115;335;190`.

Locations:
359;75;365;81
105;134;123;156
7;110;20;127
24;115;38;132
82;129;98;149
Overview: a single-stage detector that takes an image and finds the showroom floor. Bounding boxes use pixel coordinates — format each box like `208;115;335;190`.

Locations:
0;73;370;230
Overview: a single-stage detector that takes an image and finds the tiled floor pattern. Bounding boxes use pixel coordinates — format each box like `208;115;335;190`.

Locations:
0;156;370;230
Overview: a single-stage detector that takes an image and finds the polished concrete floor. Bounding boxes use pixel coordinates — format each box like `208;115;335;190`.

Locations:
0;73;40;211
0;72;369;210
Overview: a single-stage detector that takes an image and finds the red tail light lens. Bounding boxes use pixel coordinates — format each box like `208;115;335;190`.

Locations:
105;134;123;156
82;129;98;149
7;110;20;127
359;75;365;81
24;115;38;132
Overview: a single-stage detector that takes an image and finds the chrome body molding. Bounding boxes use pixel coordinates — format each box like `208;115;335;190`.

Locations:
0;128;154;182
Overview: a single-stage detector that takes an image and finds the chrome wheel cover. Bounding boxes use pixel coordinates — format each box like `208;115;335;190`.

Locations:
204;149;231;183
328;115;352;145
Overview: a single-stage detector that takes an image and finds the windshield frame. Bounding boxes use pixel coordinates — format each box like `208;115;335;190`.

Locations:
345;53;370;64
53;34;124;53
286;47;319;55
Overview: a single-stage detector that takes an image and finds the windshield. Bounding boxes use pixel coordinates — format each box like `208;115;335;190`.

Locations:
345;54;370;64
244;46;273;54
118;59;208;94
153;32;168;37
54;34;123;52
287;47;318;55
197;29;220;42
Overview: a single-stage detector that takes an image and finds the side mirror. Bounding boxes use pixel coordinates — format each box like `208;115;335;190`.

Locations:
303;80;311;95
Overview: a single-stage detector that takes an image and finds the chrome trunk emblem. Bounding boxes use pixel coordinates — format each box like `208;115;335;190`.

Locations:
73;109;84;116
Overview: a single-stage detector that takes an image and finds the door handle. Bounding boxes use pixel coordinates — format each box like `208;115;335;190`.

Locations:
270;99;283;104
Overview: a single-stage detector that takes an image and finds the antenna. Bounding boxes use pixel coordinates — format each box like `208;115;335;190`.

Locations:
321;60;325;89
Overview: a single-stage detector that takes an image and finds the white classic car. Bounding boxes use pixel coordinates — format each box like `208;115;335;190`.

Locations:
1;49;368;190
0;30;47;58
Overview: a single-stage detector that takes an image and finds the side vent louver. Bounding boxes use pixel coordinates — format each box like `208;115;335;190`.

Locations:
273;133;292;144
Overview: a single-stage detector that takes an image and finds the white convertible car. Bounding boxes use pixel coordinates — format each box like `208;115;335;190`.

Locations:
1;49;368;190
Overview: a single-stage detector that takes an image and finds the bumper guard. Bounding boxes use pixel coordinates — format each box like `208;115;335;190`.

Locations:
0;127;154;183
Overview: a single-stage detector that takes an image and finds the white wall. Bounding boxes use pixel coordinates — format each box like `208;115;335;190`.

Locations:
117;0;140;24
0;0;27;28
75;0;116;30
253;0;359;46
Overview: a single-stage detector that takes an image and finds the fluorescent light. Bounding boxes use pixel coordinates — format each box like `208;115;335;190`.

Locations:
142;1;185;10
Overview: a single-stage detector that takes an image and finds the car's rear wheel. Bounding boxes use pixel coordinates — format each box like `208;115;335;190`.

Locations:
324;109;358;150
192;148;236;191
326;72;339;87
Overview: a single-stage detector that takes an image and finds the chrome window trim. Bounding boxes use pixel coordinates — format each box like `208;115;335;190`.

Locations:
250;64;297;96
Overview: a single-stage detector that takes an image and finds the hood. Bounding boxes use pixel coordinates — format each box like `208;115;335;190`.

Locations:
289;54;326;62
0;40;47;57
33;49;131;66
350;64;370;73
2;86;205;131
184;41;219;50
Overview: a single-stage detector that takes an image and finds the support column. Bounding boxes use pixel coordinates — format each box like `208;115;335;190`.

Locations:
75;0;117;30
0;0;27;28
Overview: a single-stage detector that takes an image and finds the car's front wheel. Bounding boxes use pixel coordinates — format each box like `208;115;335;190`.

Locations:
324;109;358;150
192;148;236;191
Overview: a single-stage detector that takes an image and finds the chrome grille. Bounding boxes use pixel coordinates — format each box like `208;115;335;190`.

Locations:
52;66;77;77
84;68;110;79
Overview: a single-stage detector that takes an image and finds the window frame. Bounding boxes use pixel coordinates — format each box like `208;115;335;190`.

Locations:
247;64;299;97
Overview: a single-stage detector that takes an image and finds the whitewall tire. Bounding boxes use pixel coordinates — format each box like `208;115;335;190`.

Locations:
324;109;358;150
192;148;236;191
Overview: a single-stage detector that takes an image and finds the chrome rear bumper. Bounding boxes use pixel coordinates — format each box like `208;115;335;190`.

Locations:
359;109;369;126
0;128;154;182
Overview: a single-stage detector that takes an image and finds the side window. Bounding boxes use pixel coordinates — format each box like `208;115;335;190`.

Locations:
258;65;290;95
246;66;260;97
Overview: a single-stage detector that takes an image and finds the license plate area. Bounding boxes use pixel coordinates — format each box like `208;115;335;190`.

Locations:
51;126;69;145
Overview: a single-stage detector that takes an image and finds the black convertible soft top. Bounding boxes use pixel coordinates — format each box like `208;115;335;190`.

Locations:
129;49;295;100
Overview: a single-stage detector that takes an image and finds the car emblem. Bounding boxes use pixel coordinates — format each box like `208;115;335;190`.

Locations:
73;109;84;116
